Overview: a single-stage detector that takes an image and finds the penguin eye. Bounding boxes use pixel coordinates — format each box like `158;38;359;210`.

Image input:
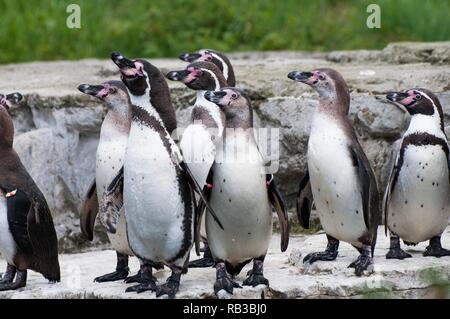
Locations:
231;93;238;99
318;74;325;81
109;87;117;94
415;94;422;100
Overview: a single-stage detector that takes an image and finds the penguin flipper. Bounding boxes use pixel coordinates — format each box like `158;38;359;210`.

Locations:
349;144;381;235
80;179;98;241
27;191;61;282
194;169;213;256
296;169;313;229
180;161;224;230
383;151;400;236
267;175;289;252
99;167;124;234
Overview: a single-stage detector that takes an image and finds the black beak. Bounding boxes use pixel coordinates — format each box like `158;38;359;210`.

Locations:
5;92;23;104
166;70;190;81
204;90;227;104
386;91;409;102
288;71;313;82
111;52;136;70
179;52;202;62
78;84;104;96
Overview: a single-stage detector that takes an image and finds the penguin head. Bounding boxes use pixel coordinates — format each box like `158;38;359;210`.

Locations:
288;68;350;113
179;49;235;86
204;87;252;126
386;89;441;117
179;49;222;69
166;61;226;91
111;52;157;97
288;68;349;101
0;92;23;110
78;81;130;110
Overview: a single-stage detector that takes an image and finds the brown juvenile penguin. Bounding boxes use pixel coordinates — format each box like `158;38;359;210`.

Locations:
288;69;380;276
0;92;60;291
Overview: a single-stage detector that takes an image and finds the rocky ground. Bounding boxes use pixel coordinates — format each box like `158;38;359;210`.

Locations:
1;227;449;299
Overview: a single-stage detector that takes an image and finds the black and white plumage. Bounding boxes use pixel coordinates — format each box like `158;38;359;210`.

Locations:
288;69;380;276
203;88;289;295
109;52;220;298
384;89;450;259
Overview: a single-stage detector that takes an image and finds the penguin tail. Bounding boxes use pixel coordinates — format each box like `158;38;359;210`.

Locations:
225;259;252;277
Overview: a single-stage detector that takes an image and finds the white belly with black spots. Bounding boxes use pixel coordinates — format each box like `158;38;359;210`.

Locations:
124;123;192;265
0;190;17;265
206;135;272;264
308;114;367;246
96;137;133;255
388;145;450;243
180;124;216;187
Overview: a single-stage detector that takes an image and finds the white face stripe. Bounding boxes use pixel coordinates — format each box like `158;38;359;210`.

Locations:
210;52;229;81
404;90;446;139
200;68;220;91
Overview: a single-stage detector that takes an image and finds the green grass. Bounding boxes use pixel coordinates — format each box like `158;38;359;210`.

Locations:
0;0;449;64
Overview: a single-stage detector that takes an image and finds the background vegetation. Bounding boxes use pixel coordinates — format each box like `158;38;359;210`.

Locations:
1;0;449;64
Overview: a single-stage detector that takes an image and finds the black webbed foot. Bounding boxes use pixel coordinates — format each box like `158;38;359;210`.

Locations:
243;272;269;287
125;280;157;293
214;262;241;295
124;271;144;284
386;248;412;259
243;257;269;287
303;235;339;265
349;245;374;276
189;244;215;268
424;236;450;257
188;257;215;268
0;264;16;284
155;266;183;299
386;233;412;259
0;270;26;291
94;269;129;283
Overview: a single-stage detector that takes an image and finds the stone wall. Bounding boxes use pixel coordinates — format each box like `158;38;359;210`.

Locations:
1;42;450;252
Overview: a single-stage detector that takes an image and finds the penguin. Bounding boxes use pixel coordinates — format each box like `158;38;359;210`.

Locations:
203;88;289;295
108;52;221;298
179;49;236;86
288;68;380;276
384;89;450;259
78;81;149;284
0;92;60;290
166;61;227;268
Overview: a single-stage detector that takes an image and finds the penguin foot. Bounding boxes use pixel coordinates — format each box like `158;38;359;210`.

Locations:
0;281;25;291
423;246;450;258
155;279;180;299
386;248;412;260
303;251;338;265
0;270;26;291
125;280;157;294
188;257;215;268
124;271;144;284
349;255;373;276
214;275;241;295
94;268;129;283
243;271;269;287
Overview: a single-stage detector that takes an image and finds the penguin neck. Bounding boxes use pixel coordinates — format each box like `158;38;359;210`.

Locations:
0;107;14;148
195;90;225;132
406;112;446;139
317;89;350;117
210;53;229;80
102;107;131;137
